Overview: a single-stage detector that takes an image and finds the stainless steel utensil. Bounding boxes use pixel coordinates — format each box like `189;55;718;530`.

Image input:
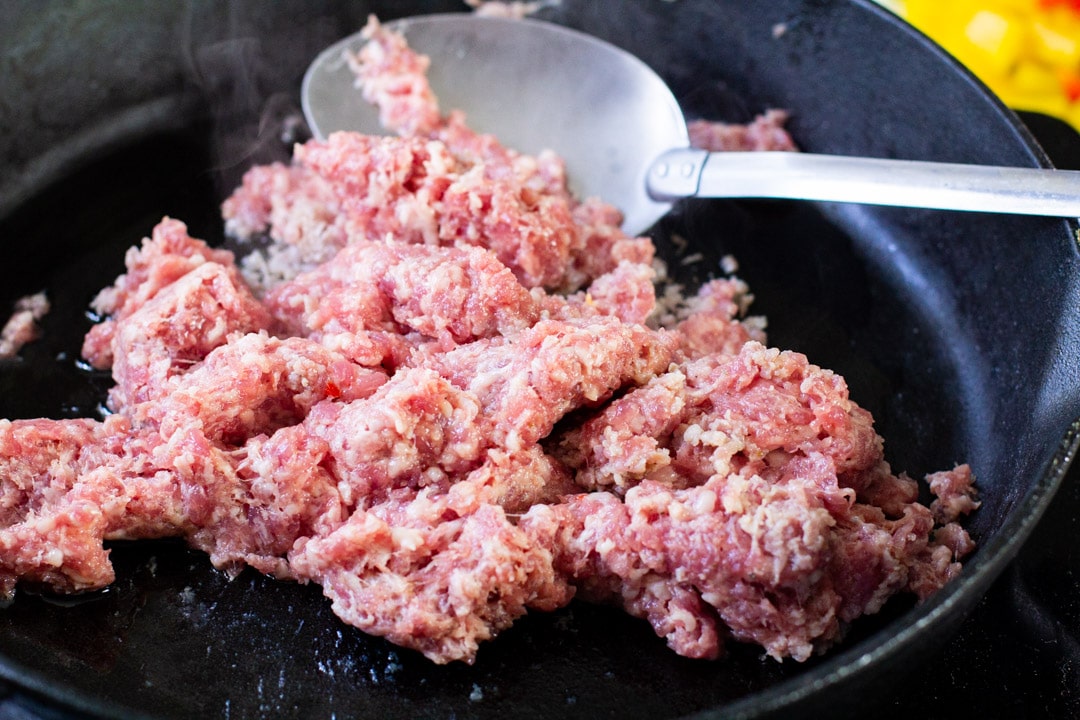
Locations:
303;14;1080;235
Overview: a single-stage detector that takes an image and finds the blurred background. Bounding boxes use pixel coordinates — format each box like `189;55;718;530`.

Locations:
881;0;1080;129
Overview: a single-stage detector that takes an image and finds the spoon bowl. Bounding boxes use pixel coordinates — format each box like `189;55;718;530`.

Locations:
302;14;685;235
303;13;1080;236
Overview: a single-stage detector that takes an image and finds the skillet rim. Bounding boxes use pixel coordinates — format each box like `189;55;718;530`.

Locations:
0;1;1078;718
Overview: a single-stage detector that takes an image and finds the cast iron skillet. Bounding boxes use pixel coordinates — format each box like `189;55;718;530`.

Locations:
2;1;1079;718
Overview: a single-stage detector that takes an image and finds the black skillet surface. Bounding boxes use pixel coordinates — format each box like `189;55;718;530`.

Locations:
2;1;1080;718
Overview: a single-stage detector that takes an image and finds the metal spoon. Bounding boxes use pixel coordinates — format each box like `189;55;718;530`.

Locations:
302;14;1080;236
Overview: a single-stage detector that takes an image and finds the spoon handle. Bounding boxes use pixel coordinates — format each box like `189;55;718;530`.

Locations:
648;148;1080;217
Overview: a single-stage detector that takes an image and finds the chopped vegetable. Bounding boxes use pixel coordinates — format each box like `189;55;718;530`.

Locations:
895;0;1080;129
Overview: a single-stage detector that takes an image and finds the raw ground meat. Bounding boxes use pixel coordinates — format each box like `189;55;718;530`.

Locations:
289;477;572;664
687;109;799;153
532;343;965;661
0;18;978;665
263;238;542;353
227;17;653;295
0;292;49;360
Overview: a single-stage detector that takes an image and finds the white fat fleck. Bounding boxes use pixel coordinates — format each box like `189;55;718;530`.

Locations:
31;515;57;534
667;602;698;632
450;572;482;613
721;475;750;514
699;429;730;446
503;429;525;453
668;500;690;522
694;489;717;515
390;526;424;551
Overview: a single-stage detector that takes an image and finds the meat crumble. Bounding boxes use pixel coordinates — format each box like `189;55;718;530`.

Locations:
0;17;978;665
0;292;49;360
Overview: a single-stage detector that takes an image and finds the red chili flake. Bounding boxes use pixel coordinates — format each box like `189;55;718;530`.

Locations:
1063;72;1080;104
1039;0;1080;12
325;380;342;398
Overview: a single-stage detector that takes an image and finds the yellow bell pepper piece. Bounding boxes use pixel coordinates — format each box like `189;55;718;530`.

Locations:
1032;19;1080;66
891;0;1080;130
964;10;1025;74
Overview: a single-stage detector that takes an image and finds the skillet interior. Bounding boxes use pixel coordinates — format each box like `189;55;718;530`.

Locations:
1;1;1079;718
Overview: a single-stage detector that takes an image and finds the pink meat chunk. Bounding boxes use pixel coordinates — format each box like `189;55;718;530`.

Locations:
304;318;675;506
423;318;679;452
555;342;881;495
552;260;659;326
78;217;274;416
304;367;485;506
566;198;655;291
673;277;766;360
0;414;348;591
221;162;347;285
2;346;389;586
523;454;973;662
105;262;271;413
184;423;346;578
146;332;387;446
927;464;980;524
0;418;124;597
0;415;194;598
290;476;572;665
527;342;976;659
222;17;648;295
82;218;242;369
293;132;578;290
445;445;578;515
265;239;540;347
0;292;50;360
348;15;443;138
687;109;799;153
